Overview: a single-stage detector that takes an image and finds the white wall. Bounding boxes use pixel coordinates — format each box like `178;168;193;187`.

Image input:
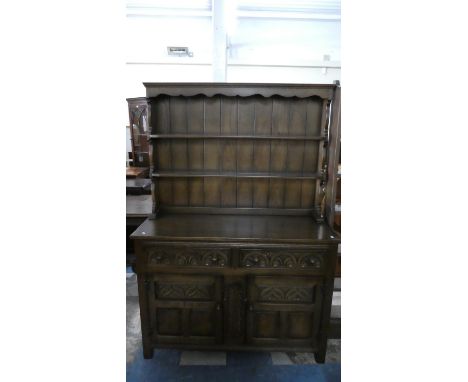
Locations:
124;0;341;126
227;66;340;84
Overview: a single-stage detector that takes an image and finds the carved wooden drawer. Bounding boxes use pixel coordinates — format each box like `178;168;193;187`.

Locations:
239;247;327;272
143;245;231;269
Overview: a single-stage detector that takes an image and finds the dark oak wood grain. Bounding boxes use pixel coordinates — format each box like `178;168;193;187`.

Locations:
144;82;335;99
131;214;338;244
325;83;341;228
150;134;325;140
131;83;341;363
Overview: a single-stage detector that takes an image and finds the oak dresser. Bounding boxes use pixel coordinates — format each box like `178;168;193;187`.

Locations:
131;82;341;363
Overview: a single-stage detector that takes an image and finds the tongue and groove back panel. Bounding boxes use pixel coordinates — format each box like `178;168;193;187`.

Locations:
149;93;330;212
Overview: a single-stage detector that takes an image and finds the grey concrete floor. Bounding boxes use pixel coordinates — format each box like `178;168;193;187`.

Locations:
126;271;340;365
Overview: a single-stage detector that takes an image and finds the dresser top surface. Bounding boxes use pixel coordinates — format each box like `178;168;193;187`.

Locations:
130;214;339;244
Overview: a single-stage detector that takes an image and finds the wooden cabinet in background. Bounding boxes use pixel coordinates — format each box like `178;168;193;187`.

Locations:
127;97;150;168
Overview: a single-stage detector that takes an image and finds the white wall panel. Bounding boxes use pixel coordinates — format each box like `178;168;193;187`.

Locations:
227;66;340;84
124;63;213;98
125;17;212;63
228;18;340;63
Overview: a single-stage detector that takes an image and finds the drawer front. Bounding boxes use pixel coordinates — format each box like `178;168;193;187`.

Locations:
142;245;231;269
239;247;327;272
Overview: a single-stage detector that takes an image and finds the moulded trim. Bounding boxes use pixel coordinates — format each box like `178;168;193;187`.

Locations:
144;82;336;100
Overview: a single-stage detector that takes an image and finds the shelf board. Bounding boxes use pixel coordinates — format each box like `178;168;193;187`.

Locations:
150;134;325;141
152;171;322;180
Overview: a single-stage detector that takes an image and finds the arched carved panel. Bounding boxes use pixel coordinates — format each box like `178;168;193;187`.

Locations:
240;249;324;270
147;247;229;268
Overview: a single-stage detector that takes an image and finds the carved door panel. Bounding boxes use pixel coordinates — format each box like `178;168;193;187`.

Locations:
148;274;223;345
246;276;323;348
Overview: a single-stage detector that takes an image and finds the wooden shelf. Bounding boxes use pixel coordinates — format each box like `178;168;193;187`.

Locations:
152;170;322;180
150;134;325;141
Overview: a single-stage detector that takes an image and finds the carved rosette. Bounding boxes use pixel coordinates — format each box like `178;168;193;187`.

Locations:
148;248;228;267
241;251;323;269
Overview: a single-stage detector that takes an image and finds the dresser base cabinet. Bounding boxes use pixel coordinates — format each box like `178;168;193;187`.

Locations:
132;215;339;363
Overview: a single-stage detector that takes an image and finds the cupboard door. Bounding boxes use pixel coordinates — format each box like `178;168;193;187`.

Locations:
148;274;223;345
246;276;323;349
